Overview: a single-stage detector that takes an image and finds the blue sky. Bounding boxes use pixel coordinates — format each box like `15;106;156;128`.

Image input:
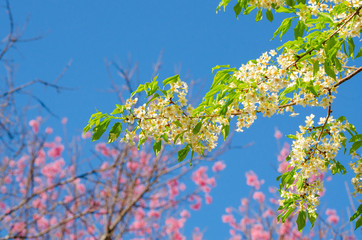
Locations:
1;0;361;238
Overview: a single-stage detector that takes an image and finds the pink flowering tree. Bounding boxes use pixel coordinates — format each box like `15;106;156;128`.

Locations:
0;117;226;239
221;130;357;240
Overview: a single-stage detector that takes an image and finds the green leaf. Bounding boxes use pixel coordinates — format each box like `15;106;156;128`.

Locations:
306;82;318;97
287;134;297;140
131;84;144;98
294;21;305;39
146;93;160;106
272;17;295;40
174;133;184;144
216;0;231;12
340;132;347;153
350;140;362;154
356;47;362;58
153;140;162;156
190;150;194;166
324;60;336;80
348;37;355;58
222;124;230;140
212;65;230;73
296;175;303;189
205;84;224;99
296;210;307;231
162;74;180;86
174;120;183;128
193;121;203;135
92;118;111;141
256;8;263;22
355;215;362;230
243;5;256;15
266;9;273;22
351;204;362;221
308;212;318;228
286;0;294;7
233;1;243;17
108;122;122;143
178;144;191;162
350;204;362;230
312;60;319;76
282;207;295;222
350;134;362;143
276;7;296;13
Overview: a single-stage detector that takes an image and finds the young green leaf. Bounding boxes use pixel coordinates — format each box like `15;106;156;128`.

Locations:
243;5;256;15
153;140;162;156
256;9;263;22
193;121;203;135
178;144;191;162
162;74;180;86
296;210;307;231
348;37;355;58
272;17;295;40
108;122;122;143
92;118;111;141
266;9;273;22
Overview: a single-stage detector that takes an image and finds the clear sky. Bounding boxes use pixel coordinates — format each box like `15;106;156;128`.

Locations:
1;0;361;238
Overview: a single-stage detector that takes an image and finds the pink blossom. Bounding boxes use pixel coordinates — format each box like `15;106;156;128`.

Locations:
241;198;248;206
11;221;26;233
47;144;64;159
76;183;86;194
192;227;203;240
64;195;73;204
180;210;190;218
212;161;226;172
245;171;264;189
279;219;292;235
32;198;45;209
95;143;111;157
35;149;46;165
253;191;265;203
127;161;139;172
327;212;339;224
270;198;279;205
179;182;186;191
81;131;92;139
37;216;49;229
61;117;68;124
205;195;212;204
45;127;53;134
250;224;269;240
4;176;11;184
278;161;290;173
49;216;57;226
148;210;160;218
165;217;183;234
325;208;337;216
87;226;95;234
262;209;274;218
29;119;40;133
274;129;282;139
41;161;62;178
189;195;202;211
268;186;277;193
222;214;235;224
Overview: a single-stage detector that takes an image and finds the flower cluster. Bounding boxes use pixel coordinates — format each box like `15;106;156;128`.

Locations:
279;114;352;215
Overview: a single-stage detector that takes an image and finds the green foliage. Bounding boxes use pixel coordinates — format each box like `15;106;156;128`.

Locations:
85;0;362;232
